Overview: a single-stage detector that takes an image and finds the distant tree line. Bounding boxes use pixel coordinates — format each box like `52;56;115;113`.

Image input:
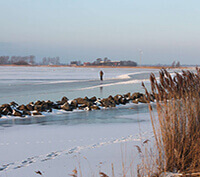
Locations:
87;57;137;66
0;55;35;65
42;57;60;65
171;61;181;68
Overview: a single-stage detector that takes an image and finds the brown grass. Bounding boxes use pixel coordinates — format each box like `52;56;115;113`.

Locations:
141;68;200;176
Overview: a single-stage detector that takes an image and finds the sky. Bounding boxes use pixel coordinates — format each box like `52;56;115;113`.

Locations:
0;0;200;65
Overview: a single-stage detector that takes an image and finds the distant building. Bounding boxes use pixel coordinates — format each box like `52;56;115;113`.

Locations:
120;60;137;66
70;61;82;66
83;62;91;66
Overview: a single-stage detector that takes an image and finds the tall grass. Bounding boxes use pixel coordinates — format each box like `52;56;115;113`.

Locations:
142;68;200;175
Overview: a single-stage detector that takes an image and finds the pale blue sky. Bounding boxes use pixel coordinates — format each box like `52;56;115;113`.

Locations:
0;0;200;65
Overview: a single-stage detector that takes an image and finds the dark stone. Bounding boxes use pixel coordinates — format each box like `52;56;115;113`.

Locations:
61;102;73;111
57;97;68;105
34;105;44;112
124;92;131;99
23;110;31;116
51;104;61;109
9;101;18;107
113;95;120;105
32;111;42;116
78;104;88;109
45;100;55;110
75;97;87;104
13;110;23;117
119;98;126;105
26;104;34;111
34;100;42;105
132;100;139;104
0;104;12;115
48;108;52;112
61;96;68;103
130;92;143;100
17;104;28;111
91;105;100;110
100;98;116;108
74;97;93;107
90;96;97;102
41;102;49;111
71;100;78;109
108;95;114;100
138;97;147;103
84;96;89;101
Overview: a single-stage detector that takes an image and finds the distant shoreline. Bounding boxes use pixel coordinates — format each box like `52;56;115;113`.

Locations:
0;64;194;70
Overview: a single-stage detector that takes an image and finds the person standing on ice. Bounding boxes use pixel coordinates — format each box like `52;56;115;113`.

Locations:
100;70;104;81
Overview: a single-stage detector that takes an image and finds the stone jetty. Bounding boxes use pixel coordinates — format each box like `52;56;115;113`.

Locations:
0;92;155;118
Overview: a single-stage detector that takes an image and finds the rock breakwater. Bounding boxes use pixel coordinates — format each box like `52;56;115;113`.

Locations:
0;92;155;118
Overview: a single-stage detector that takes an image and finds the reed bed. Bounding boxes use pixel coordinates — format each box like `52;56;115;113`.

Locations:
141;68;200;176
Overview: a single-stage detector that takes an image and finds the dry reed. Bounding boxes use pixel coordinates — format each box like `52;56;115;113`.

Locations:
141;68;200;176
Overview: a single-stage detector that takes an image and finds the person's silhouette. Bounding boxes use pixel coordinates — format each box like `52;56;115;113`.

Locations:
100;70;104;81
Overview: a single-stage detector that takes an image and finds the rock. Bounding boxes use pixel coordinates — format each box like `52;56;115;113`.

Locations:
17;104;28;111
61;102;73;111
119;97;126;105
75;97;87;104
84;106;91;111
9;101;18;107
23;110;31;116
26;104;34;111
124;92;131;100
101;98;116;108
132;100;139;104
48;108;52;112
130;92;143;100
84;96;89;100
13;110;23;117
34;105;44;112
2;107;12;115
57;96;69;105
51;104;61;109
71;100;78;109
91;105;100;110
41;102;49;111
34;100;42;105
78;104;88;109
45;100;55;110
46;100;54;106
61;96;68;103
137;96;147;103
90;96;97;102
32;111;42;116
0;104;12;115
113;95;121;105
74;97;94;108
108;95;114;100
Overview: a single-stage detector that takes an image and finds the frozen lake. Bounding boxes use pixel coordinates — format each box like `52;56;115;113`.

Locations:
0;66;159;176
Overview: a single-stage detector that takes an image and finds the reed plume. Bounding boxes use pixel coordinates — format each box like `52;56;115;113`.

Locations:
142;68;200;175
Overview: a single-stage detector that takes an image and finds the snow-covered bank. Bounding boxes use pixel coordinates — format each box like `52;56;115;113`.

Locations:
0;113;153;177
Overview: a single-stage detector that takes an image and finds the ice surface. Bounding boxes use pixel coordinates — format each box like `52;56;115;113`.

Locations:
0;66;159;176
